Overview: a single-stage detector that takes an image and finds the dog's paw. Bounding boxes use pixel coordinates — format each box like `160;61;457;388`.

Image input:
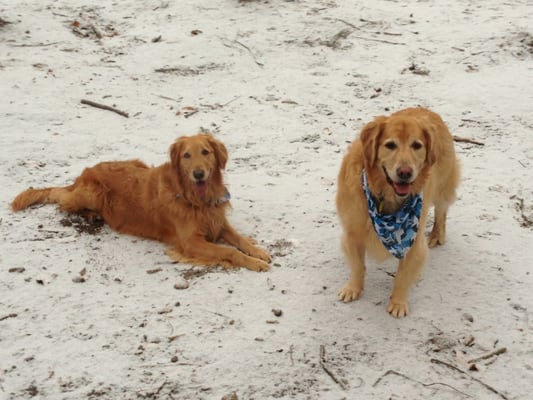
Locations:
387;300;409;318
428;234;445;248
249;246;271;263
338;284;363;302
245;236;258;245
246;258;270;272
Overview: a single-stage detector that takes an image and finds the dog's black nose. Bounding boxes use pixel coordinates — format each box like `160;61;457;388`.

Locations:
397;167;413;182
193;170;205;180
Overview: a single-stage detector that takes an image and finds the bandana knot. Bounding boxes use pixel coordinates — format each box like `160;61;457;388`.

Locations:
362;170;422;259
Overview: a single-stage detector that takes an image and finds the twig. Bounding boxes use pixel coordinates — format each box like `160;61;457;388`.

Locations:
154;381;167;396
325;29;352;48
51;12;69;18
153;94;182;102
0;313;18;321
288;344;294;366
351;35;406;45
319;345;348;390
467;347;507;364
232;40;264;67
453;135;484;146
431;358;509;400
335;18;361;30
89;24;103;39
221;95;241;107
8;41;63;47
373;369;471;397
80;99;129;118
184;109;198;118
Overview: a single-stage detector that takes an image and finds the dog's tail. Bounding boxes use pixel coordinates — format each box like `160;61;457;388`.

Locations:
11;187;65;211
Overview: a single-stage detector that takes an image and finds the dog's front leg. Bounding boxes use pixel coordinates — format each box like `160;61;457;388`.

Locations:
220;223;271;263
388;238;428;317
174;236;270;272
338;232;366;302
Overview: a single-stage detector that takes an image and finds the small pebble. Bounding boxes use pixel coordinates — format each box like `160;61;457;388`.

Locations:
462;313;474;323
272;308;283;317
171;355;178;363
72;276;86;283
221;392;238;400
174;278;189;290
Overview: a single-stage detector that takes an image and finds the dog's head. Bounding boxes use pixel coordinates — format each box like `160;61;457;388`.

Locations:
170;133;228;197
360;114;436;198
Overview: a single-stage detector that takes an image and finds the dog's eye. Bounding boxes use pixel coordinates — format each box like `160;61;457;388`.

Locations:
201;149;210;156
411;141;423;150
183;152;191;159
384;142;397;150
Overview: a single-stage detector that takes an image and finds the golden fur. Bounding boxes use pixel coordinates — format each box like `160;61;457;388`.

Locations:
12;133;271;272
336;108;460;317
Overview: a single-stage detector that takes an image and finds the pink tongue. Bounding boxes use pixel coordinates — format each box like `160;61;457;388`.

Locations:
393;182;411;196
194;182;208;197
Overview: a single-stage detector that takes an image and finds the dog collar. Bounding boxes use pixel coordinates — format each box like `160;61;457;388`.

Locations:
362;169;422;259
215;190;231;206
175;189;231;207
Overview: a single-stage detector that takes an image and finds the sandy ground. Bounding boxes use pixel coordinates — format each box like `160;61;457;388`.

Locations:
1;0;533;399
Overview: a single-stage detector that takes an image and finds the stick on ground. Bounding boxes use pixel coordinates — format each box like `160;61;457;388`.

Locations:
80;99;129;118
319;345;348;390
431;358;509;400
453;135;485;146
467;347;507;364
372;369;471;397
0;313;18;322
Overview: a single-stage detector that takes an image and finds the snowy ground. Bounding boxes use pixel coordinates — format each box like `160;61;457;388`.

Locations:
1;0;532;399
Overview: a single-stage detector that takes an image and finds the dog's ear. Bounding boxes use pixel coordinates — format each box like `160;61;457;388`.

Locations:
206;135;228;170
359;116;386;167
169;137;186;170
422;125;437;167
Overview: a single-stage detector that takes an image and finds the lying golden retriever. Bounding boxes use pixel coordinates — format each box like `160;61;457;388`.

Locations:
336;108;460;317
12;133;271;272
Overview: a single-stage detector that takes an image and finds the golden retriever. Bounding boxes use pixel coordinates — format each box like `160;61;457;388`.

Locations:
336;108;460;317
12;133;271;272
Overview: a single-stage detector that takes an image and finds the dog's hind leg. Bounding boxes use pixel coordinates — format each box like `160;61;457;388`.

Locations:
428;202;448;247
12;179;105;221
428;160;460;248
12;187;56;211
11;184;85;212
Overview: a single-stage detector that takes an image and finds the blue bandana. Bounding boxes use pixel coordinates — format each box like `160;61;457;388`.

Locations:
362;170;423;259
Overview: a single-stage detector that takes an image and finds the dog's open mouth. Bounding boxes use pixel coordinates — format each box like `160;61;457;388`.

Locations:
392;182;411;197
193;180;208;197
383;167;412;197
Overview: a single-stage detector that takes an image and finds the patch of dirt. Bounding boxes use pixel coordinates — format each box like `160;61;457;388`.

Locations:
0;16;12;27
501;31;533;58
154;63;226;76
402;61;430;76
182;267;212;280
70;9;118;40
510;194;533;228
60;214;104;235
268;239;294;257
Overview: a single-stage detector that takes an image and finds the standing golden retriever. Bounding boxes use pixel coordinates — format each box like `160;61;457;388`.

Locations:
336;108;460;317
12;133;271;272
